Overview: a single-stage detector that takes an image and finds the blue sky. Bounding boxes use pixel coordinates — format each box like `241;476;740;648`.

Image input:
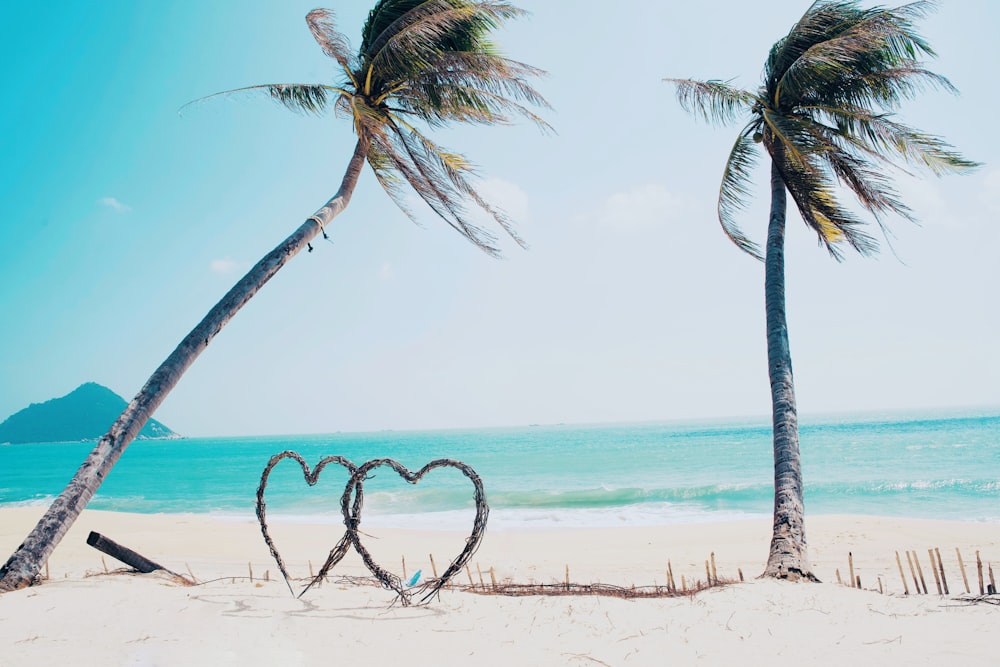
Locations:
1;1;997;436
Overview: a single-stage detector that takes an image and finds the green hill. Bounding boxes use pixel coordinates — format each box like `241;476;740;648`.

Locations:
0;383;179;444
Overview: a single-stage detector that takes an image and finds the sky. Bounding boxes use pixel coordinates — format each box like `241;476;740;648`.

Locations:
0;1;997;437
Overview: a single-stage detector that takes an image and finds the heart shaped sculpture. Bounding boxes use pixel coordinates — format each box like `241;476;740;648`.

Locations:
340;458;489;606
255;451;358;596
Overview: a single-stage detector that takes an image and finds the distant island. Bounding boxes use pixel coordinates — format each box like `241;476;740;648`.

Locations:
0;382;179;444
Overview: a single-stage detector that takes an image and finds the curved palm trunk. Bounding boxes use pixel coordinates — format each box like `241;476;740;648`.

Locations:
762;158;817;581
0;139;370;593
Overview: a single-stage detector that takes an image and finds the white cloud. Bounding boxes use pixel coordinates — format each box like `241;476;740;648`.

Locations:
477;178;531;223
981;169;1000;213
378;260;394;282
97;196;131;213
596;184;683;230
402;177;531;228
210;258;241;274
892;175;955;228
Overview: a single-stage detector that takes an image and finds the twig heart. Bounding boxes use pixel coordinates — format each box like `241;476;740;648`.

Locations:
255;451;357;596
256;452;489;604
340;458;489;605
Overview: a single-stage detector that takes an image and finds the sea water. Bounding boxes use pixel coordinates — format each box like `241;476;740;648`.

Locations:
1;409;997;529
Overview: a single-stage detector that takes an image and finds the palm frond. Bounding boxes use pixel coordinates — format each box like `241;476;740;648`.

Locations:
179;83;347;116
718;126;764;259
821;143;911;221
382;51;550;131
306;9;355;76
776;148;879;259
365;113;503;256
364;1;521;61
392;81;551;131
863;117;980;175
774;4;945;109
363;1;523;89
201;2;548;258
762;110;828;169
365;135;423;224
267;84;335;114
670;0;972;261
668;79;756;126
390;111;522;253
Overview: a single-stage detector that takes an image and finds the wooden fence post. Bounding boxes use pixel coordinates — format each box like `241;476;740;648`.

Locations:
895;551;910;595
956;548;970;595
935;548;949;595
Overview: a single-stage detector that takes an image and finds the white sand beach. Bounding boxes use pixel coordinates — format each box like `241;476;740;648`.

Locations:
1;507;998;666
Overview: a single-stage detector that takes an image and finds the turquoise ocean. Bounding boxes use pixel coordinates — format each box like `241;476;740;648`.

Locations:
1;409;997;530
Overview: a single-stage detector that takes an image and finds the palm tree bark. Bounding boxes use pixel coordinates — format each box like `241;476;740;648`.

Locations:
762;157;817;581
0;138;370;593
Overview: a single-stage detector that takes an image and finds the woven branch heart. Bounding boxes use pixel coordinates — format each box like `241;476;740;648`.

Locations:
340;458;489;606
256;451;357;596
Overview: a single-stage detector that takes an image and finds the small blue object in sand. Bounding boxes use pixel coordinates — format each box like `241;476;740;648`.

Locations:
406;570;422;587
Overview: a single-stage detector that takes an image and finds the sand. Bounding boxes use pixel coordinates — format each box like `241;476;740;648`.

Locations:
1;507;998;665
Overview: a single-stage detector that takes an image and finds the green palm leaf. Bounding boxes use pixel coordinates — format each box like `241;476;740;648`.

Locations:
192;0;548;257
718;127;764;259
670;0;977;260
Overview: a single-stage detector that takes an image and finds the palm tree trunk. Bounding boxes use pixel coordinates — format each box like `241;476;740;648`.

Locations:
0;138;370;593
762;157;817;581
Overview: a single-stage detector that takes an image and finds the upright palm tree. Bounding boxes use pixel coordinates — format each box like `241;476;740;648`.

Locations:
668;0;976;580
0;0;549;592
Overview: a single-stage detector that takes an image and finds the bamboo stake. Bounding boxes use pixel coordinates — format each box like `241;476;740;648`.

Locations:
705;560;712;586
710;552;718;586
465;564;475;588
956;548;970;594
738;568;744;582
248;562;253;582
905;551;920;594
878;576;883;595
666;560;675;592
913;549;941;595
476;563;485;590
895;551;910;595
102;557;109;574
430;553;438;579
836;569;842;585
927;549;941;595
489;567;497;591
265;570;270;582
988;563;995;595
912;551;928;595
402;556;407;581
308;560;314;579
681;575;687;592
976;551;984;595
856;575;862;589
935;548;949;595
565;564;570;590
848;552;856;589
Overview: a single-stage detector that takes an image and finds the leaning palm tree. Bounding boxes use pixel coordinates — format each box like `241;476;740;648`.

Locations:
0;0;549;592
668;0;976;580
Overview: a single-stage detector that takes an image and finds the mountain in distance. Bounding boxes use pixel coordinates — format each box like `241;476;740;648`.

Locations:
0;382;179;444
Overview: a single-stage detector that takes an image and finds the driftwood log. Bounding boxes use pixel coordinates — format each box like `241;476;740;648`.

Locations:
85;531;190;585
86;531;166;573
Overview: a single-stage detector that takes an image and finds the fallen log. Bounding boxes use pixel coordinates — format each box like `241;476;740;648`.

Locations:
86;531;184;582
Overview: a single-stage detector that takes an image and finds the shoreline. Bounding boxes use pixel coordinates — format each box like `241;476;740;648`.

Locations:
2;507;999;587
2;508;998;665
